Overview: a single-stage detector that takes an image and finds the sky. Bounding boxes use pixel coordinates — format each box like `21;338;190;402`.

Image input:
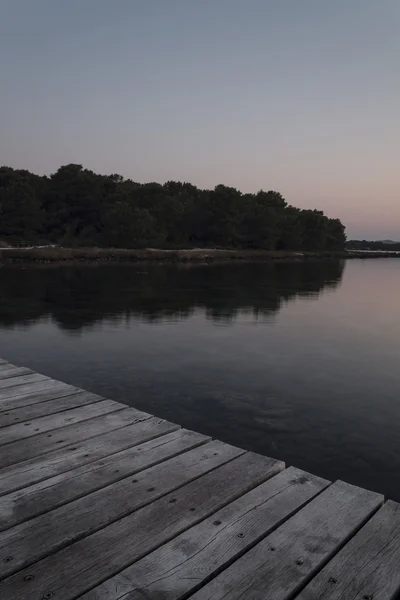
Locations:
0;0;399;239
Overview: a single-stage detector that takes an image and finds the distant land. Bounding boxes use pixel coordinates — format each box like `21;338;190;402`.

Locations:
347;240;400;251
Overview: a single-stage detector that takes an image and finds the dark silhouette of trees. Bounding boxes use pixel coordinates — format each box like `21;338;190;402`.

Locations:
347;240;400;251
0;164;346;250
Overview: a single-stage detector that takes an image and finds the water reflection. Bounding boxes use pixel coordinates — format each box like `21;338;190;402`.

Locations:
0;261;345;332
3;259;400;501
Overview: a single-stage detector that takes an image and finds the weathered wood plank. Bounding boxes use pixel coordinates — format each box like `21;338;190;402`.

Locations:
0;406;151;469
0;363;14;371
0;391;105;427
296;500;400;600
0;440;246;578
83;467;329;600
0;415;175;495
0;367;33;380
0;373;49;390
0;399;121;446
0;451;283;600
0;428;207;529
0;384;82;412
0;379;75;402
188;481;383;600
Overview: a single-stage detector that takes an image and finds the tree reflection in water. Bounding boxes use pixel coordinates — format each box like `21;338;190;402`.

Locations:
0;261;345;332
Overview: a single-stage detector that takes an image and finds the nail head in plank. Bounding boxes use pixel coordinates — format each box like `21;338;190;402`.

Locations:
0;392;105;428
0;406;151;469
0;428;205;530
297;499;400;600
0;379;76;402
189;480;383;600
0;440;245;578
84;467;329;600
0;451;282;600
0;373;49;390
0;385;82;412
0;399;121;446
0;416;176;495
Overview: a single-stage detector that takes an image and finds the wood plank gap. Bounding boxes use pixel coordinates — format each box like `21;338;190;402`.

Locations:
0;451;283;600
0;386;85;412
187;481;383;600
0;373;50;390
0;407;152;469
0;416;175;495
0;427;205;529
0;379;78;402
0;368;34;380
80;467;330;600
0;440;247;579
0;392;106;428
296;499;400;600
0;399;122;446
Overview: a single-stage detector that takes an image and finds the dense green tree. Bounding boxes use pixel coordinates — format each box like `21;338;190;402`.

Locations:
326;218;346;250
0;164;347;250
299;210;328;251
278;206;304;250
42;164;107;244
101;201;154;248
0;167;43;241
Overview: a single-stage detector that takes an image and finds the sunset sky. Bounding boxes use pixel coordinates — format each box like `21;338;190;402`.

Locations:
1;0;399;239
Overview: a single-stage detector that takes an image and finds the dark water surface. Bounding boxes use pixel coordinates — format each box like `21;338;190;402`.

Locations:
1;259;400;500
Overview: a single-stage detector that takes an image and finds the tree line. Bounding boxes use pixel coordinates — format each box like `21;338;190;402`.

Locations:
347;240;400;251
0;164;346;250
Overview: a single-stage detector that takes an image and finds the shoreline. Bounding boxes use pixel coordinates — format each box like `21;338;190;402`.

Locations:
1;246;400;265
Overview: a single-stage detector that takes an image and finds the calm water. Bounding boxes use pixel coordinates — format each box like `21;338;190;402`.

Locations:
1;259;400;500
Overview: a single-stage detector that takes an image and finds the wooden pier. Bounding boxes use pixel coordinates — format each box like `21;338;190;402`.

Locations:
0;358;399;600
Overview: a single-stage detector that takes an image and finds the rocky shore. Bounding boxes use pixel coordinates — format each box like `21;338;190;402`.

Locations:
1;247;399;265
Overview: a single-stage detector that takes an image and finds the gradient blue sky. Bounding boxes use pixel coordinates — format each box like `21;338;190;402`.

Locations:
1;0;399;239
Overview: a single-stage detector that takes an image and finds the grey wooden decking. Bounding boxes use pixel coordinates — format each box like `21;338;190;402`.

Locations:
0;359;399;600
